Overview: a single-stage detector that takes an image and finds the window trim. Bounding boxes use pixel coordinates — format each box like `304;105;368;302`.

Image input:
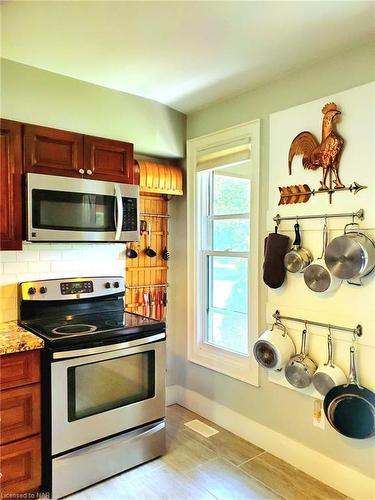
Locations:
187;121;260;386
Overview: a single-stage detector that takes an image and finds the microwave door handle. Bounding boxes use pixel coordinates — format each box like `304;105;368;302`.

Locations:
114;184;123;241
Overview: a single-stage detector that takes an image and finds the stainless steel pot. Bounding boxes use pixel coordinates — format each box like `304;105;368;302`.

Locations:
304;222;341;293
285;328;317;389
284;222;312;273
325;223;375;285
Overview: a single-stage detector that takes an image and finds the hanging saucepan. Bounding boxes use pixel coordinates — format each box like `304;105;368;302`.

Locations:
304;222;341;293
324;346;375;439
285;328;317;389
284;222;313;273
325;223;375;286
312;330;347;396
253;321;295;371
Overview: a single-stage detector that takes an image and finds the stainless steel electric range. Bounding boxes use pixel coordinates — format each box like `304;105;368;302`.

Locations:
18;276;166;499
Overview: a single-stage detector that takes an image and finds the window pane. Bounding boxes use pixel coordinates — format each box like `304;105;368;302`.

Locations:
207;311;248;355
213;219;249;252
213;173;250;215
206;256;248;354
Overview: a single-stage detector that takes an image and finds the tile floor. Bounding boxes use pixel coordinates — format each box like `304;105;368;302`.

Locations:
68;404;348;500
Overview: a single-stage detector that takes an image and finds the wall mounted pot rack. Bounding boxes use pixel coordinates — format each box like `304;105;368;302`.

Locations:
273;208;364;225
273;310;362;337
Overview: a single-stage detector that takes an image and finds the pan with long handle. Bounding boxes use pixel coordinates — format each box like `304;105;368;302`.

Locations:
324;346;375;439
312;332;346;396
304;222;341;293
284;222;312;273
285;328;317;389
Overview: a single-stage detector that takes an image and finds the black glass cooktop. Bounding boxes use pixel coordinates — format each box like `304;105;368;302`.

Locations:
20;310;165;345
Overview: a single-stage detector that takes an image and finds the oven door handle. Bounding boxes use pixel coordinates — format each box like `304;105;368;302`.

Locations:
53;332;166;359
114;183;123;241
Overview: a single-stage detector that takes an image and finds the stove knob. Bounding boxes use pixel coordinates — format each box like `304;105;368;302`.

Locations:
28;287;36;295
40;286;47;294
105;282;111;289
113;281;120;288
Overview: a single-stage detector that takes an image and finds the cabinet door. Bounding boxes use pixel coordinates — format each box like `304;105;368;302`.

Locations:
24;124;83;176
0;384;41;445
84;135;134;183
0;119;23;250
0;351;40;391
0;435;41;494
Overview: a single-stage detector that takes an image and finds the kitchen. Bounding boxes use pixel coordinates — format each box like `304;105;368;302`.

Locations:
0;2;374;499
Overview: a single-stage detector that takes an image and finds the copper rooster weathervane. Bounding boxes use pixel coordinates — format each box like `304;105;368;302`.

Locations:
279;103;367;205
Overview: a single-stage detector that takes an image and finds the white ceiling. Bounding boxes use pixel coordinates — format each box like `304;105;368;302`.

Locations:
1;1;374;114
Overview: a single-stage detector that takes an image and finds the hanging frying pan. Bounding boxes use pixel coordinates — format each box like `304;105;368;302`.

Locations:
324;346;375;439
304;222;341;293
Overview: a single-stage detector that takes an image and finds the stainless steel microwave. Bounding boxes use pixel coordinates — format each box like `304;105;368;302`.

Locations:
26;173;139;242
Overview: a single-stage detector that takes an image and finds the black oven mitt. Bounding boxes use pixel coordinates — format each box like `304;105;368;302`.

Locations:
263;231;290;289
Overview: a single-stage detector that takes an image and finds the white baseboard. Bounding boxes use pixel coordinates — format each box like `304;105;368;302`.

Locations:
165;384;183;406
166;385;374;500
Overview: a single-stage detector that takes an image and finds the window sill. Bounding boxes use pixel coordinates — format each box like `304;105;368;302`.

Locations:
188;342;259;386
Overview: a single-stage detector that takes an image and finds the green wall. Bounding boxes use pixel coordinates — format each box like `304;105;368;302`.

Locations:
1;58;186;158
168;40;375;478
187;41;374;139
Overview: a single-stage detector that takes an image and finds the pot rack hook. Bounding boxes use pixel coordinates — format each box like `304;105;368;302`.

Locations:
327;324;332;341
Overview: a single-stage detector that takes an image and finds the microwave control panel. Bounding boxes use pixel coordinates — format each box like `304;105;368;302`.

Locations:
122;197;138;231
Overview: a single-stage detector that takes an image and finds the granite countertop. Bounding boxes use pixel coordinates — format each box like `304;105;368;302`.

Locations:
0;321;44;355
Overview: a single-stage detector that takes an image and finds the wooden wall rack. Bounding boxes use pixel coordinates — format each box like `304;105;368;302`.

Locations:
125;193;169;319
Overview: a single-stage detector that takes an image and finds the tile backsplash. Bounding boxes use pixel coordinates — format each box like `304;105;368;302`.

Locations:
0;243;126;322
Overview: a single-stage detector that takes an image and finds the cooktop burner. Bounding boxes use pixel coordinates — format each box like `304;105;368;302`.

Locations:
51;324;98;335
20;310;164;345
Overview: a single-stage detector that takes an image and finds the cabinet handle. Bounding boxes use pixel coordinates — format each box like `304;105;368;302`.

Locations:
86;169;93;175
78;169;85;175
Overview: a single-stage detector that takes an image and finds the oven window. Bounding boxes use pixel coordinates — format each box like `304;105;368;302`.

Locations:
67;351;155;421
32;189;115;231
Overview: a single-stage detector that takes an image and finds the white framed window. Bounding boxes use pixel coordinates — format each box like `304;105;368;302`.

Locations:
187;121;260;386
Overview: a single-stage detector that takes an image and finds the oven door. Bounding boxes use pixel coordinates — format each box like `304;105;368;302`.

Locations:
26;173;139;242
51;335;165;455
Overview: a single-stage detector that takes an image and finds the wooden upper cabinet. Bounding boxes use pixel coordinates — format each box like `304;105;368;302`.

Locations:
24;124;83;176
0;119;23;250
84;135;135;183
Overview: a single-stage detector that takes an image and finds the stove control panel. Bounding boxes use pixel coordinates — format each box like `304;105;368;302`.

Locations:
19;277;125;301
60;281;93;295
